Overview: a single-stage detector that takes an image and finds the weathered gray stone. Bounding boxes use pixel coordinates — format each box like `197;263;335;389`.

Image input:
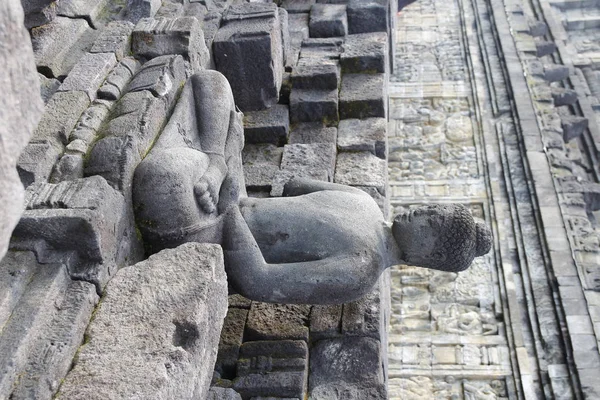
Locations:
31;16;95;79
561;115;589;142
126;0;161;22
535;40;557;57
132;17;210;73
207;387;242;400
289;122;338;144
22;0;57;28
156;1;184;18
281;0;315;13
237;340;308;377
50;153;84;182
57;0;110;28
0;253;98;400
529;20;548;37
233;372;307;399
0;0;44;260
334;151;386;194
229;294;253;309
310;305;343;339
292;60;340;90
341;32;388;73
56;243;228;400
97;57;141;101
17;141;63;188
281;143;337;181
347;0;389;34
299;37;344;60
309;337;385;398
90;21;135;61
39;73;61;103
552;88;578;106
339;73;387;119
341;283;383;339
280;8;291;68
215;307;249;377
309;4;348;38
243;144;283;191
244;105;290;146
290;89;339;125
280;72;292;104
70;101;111;146
289;13;310;39
58;52;117;101
127;54;185;102
544;64;570;82
245;302;311;341
214;3;283;111
337;118;387;158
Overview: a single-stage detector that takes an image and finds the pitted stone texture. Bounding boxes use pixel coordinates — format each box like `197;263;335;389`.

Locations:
337;118;387;158
544;64;570;82
0;253;98;400
339;73;387;119
310;305;343;340
561;115;589;142
309;337;385;399
347;0;389;34
126;0;161;22
244;105;290;146
206;387;242;400
290;89;339;125
342;283;384;339
156;1;184;18
215;307;249;377
292;61;340;90
39;73;60;103
281;0;315;13
22;0;58;28
132;17;210;73
341;32;388;73
56;243;228;400
289;122;338;144
245;302;311;341
90;21;135;61
243;144;283;191
300;37;344;61
31;16;95;79
58;52;117;101
309;4;348;38
57;0;110;28
335;151;386;195
0;0;44;260
552;88;578;107
214;3;283;111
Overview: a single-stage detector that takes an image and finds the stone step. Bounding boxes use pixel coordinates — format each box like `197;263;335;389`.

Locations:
565;15;600;30
549;0;600;11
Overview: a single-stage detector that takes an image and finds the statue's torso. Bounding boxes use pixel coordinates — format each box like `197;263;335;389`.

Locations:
239;191;387;264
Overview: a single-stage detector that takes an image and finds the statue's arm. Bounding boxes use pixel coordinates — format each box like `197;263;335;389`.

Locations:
283;177;371;197
222;206;378;305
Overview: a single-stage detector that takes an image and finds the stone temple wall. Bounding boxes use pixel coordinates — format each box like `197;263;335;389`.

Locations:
0;0;396;399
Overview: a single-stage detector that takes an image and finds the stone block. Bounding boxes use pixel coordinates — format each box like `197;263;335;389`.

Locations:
98;57;141;101
334;151;386;195
281;0;315;13
31;16;94;79
529;20;548;37
0;253;99;400
214;3;283;111
289;122;338;144
155;1;184;18
239;340;308;359
310;305;342;339
551;88;578;106
280;8;291;68
341;283;383;339
0;0;45;259
233;371;307;399
341;32;388;73
245;302;311;341
237;340;308;377
299;37;344;60
280;143;337;180
290;89;339;124
57;0;110;28
50;153;84;182
309;337;385;398
544;64;570;82
17;140;62;188
126;0;161;22
243;144;283;190
339;73;386;119
58;52;117;101
536;40;556;57
561;115;588;142
215;308;249;377
292;60;340;90
309;4;347;38
244;105;290;146
337;117;386;158
22;0;57;28
90;21;135;61
347;0;389;34
127;54;185;102
132;17;209;73
56;243;228;400
207;387;242;400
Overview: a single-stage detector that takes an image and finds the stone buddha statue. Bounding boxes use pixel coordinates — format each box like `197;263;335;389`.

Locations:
133;70;492;305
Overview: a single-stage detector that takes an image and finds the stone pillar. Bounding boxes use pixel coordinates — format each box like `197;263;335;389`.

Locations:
0;0;44;261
